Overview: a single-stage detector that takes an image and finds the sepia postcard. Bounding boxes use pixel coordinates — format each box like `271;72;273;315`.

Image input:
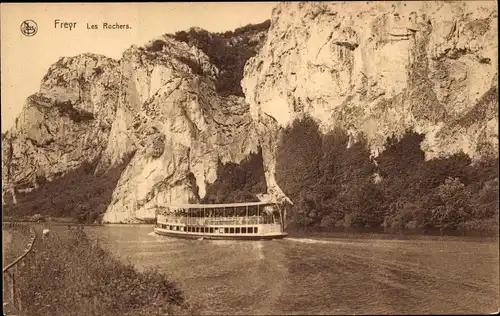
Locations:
1;2;499;315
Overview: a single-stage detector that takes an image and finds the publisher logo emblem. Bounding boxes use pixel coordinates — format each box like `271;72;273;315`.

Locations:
20;20;38;37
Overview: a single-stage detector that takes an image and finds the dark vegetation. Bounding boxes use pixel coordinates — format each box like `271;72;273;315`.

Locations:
171;20;270;97
3;153;133;224
276;116;499;236
54;100;94;123
175;56;205;76
202;149;267;203
3;224;195;316
147;39;167;53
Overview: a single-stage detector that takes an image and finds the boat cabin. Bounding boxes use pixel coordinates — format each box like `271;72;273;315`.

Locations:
154;201;288;240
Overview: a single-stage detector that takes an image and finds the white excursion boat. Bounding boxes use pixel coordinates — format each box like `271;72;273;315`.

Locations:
154;201;288;240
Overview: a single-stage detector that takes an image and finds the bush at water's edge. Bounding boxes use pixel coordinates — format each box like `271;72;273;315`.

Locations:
11;226;198;316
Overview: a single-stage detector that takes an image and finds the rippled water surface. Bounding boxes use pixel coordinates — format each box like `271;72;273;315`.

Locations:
58;225;499;314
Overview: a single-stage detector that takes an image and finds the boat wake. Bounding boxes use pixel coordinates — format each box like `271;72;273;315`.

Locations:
285;237;344;245
254;241;265;260
209;240;239;246
147;231;181;243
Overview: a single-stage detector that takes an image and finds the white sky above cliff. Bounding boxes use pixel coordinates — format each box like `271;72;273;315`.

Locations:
0;2;276;132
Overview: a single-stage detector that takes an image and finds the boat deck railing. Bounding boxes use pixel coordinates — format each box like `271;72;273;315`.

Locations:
158;215;278;226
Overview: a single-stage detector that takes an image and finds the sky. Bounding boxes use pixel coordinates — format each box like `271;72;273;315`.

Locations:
0;2;277;132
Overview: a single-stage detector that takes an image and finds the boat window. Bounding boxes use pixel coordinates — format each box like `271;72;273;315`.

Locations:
229;227;235;234
241;227;247;233
224;227;229;234
235;227;240;234
183;226;186;232
169;225;173;230
254;227;258;233
248;227;253;233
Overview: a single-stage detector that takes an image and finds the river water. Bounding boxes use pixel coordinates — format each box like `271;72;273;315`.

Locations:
40;225;500;314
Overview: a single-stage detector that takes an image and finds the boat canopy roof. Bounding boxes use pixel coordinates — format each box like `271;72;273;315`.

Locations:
160;201;278;209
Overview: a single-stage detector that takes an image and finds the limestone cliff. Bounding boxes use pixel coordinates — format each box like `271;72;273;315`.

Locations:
2;54;121;192
101;37;262;222
2;23;268;222
243;1;498;195
2;2;498;222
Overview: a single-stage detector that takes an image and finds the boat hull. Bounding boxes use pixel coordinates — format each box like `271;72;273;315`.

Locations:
154;228;288;240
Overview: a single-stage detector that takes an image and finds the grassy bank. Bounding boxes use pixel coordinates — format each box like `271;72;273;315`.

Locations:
4;225;197;316
3;223;33;264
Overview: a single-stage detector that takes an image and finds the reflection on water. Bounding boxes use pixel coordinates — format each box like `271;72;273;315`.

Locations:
45;225;500;315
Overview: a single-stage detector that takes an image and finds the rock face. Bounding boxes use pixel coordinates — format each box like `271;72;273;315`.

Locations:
2;2;498;222
2;54;121;192
243;1;498;192
101;38;261;222
2;26;267;222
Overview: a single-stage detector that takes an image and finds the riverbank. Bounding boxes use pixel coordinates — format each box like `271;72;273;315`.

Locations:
3;215;156;225
6;218;498;240
287;223;499;240
2;224;197;316
3;218;152;226
287;229;499;243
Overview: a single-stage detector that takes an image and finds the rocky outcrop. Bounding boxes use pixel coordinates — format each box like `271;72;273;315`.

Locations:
3;2;498;222
2;54;121;192
101;38;261;221
243;1;498;193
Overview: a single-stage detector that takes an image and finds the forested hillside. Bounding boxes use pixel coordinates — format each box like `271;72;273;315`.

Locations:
276;117;499;235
